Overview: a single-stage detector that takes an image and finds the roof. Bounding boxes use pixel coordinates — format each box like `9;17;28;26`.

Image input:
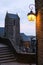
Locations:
0;27;4;37
20;33;31;41
20;33;36;42
32;37;36;40
6;12;19;19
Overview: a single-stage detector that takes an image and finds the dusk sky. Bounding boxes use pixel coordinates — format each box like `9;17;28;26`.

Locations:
0;0;36;36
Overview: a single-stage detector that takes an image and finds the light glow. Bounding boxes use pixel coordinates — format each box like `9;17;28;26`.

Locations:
27;14;36;21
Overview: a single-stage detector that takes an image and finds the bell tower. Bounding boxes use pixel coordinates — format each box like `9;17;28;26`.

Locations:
5;12;20;50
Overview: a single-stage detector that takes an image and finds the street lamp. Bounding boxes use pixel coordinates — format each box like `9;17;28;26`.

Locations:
27;4;36;22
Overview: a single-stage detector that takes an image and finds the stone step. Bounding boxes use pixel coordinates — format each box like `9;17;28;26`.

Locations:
0;47;10;50
0;49;11;52
0;51;14;55
0;43;8;47
0;43;16;63
0;55;15;60
0;53;15;58
0;58;16;63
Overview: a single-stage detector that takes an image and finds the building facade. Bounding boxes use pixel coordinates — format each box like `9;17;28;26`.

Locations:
5;12;20;48
35;0;43;65
20;33;36;53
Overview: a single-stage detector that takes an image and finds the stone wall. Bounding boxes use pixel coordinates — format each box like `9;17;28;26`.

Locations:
35;0;43;65
5;13;20;50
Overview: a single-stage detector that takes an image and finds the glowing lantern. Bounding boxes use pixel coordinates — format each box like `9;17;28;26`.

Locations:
27;4;36;21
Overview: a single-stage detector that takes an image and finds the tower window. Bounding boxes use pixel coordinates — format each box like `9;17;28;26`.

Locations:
14;20;15;25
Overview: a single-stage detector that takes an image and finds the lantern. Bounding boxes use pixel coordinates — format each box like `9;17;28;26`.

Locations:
27;4;36;21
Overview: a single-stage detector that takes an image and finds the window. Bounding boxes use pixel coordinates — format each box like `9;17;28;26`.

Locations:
14;20;15;25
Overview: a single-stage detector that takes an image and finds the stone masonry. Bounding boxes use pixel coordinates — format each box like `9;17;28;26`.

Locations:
5;12;20;50
35;0;43;65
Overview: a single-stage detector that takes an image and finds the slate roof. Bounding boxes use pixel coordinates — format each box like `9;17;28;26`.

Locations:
6;12;19;19
20;33;36;41
0;27;4;37
20;33;31;41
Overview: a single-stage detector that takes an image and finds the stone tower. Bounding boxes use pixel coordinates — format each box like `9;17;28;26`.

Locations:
35;0;43;65
5;12;20;49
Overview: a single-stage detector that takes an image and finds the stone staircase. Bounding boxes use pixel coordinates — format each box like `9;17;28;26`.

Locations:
0;43;16;63
0;38;36;64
